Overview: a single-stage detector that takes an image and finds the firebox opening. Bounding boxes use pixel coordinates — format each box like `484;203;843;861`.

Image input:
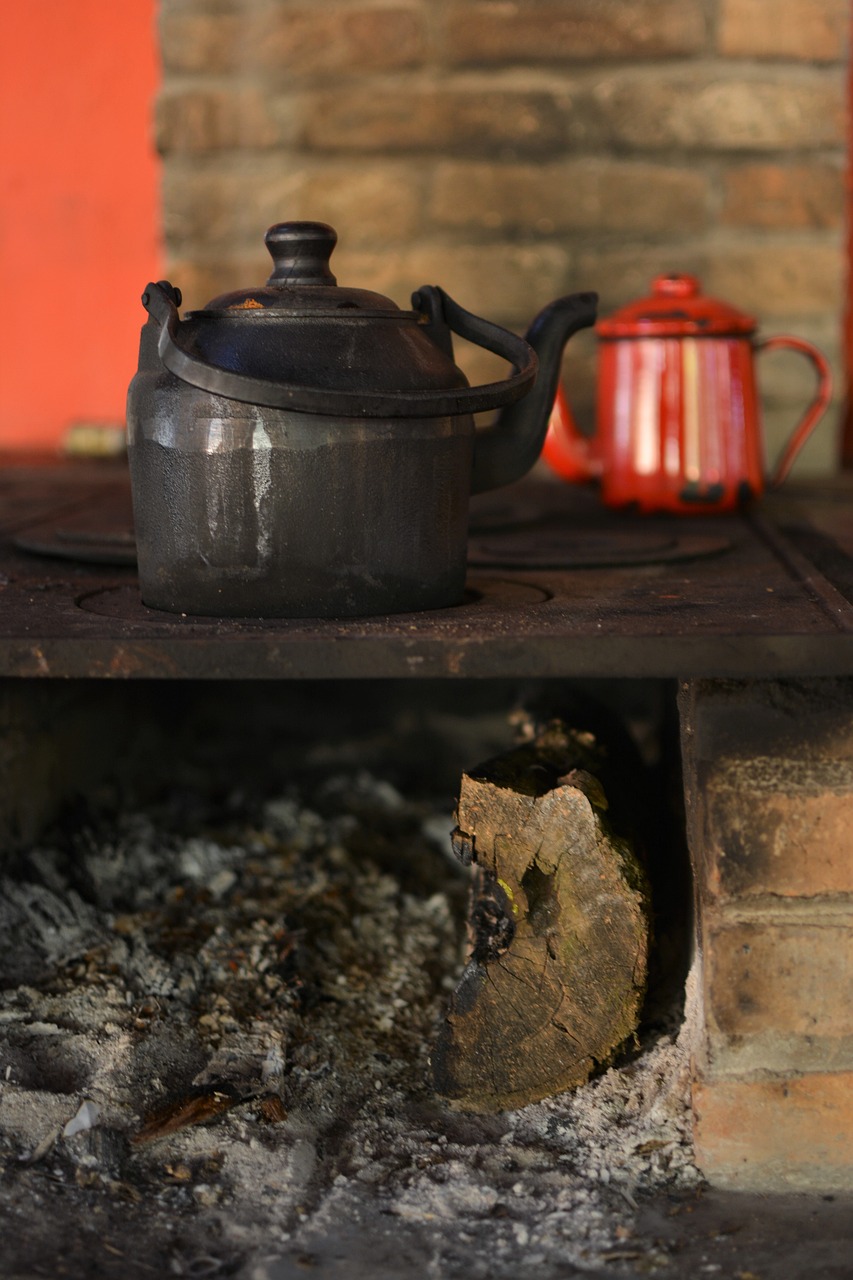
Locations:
0;675;702;1275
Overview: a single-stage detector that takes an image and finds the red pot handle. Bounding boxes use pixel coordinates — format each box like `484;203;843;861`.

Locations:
757;335;833;488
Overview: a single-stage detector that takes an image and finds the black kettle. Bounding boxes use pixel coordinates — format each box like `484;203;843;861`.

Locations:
127;221;596;618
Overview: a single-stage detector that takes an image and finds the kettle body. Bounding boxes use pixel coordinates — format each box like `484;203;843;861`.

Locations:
127;221;597;617
128;323;479;618
543;274;831;514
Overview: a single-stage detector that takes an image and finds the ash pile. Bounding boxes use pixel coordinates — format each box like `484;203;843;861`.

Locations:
0;693;701;1279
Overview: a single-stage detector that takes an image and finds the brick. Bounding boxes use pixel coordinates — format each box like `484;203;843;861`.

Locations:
162;158;428;258
719;0;847;62
330;243;572;325
681;680;853;1085
575;71;845;151
156;88;284;153
296;166;424;246
445;0;707;65
700;758;853;899
161;6;424;76
692;1072;853;1190
253;7;425;76
722;163;844;230
159;11;246;73
704;919;853;1045
162;163;304;249
575;247;708;316
680;678;853;765
706;243;843;317
302;88;568;156
429;160;709;235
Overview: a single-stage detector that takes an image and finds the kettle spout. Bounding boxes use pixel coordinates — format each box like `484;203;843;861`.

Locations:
471;291;598;495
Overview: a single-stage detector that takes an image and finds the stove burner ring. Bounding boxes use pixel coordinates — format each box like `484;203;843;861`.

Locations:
76;577;551;625
468;528;732;569
17;512;731;575
14;524;137;567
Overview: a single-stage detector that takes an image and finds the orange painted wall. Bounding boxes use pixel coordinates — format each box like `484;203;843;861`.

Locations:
0;0;162;450
844;6;853;466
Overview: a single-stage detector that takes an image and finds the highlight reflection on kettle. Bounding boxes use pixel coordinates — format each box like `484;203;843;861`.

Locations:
542;274;832;514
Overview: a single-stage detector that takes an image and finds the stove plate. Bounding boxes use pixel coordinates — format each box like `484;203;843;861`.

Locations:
4;461;853;680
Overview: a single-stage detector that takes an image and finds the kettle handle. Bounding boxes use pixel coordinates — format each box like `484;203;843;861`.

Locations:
757;335;833;487
141;281;537;418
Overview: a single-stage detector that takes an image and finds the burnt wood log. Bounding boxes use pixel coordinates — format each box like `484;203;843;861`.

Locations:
433;723;650;1112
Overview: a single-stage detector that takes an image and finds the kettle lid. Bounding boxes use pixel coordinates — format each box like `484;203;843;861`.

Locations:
138;220;542;419
197;221;403;315
597;274;756;339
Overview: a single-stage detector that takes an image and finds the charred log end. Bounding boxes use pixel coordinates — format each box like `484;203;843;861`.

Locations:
433;722;651;1113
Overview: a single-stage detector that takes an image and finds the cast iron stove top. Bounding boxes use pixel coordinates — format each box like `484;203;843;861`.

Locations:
3;456;853;680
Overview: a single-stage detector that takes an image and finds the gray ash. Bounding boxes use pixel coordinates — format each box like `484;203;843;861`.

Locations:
0;768;699;1279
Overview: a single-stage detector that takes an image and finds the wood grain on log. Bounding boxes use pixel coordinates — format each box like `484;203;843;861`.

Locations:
433;724;650;1112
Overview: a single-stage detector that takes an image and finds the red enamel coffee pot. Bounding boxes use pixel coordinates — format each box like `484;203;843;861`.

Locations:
542;274;832;513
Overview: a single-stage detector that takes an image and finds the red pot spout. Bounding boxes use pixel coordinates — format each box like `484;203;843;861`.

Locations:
542;384;602;484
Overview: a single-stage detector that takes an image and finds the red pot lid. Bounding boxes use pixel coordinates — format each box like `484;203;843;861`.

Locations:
596;273;756;339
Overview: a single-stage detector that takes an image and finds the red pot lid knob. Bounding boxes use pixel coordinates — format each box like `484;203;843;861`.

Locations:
652;273;701;300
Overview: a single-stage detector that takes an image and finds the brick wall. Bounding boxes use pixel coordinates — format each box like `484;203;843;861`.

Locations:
680;678;853;1190
157;0;848;474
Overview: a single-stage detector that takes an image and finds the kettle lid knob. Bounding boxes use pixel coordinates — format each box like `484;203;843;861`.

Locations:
265;221;338;287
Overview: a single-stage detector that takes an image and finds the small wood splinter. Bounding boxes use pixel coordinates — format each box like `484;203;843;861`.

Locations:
433;722;651;1112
